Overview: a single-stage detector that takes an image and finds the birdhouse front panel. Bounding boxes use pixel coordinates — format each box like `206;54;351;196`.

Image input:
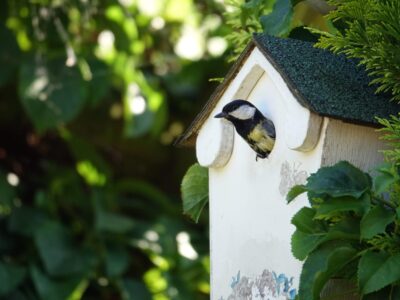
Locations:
195;48;329;299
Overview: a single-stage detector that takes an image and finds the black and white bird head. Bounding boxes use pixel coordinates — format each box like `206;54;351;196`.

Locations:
214;99;259;122
214;99;276;160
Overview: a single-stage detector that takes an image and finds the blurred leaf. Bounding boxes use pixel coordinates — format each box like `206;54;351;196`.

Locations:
291;230;325;260
0;262;26;296
34;221;93;277
86;59;111;107
0;24;20;87
8;207;48;236
96;207;135;234
306;161;372;198
358;251;400;295
105;244;130;278
260;0;293;36
181;163;209;223
0;170;15;205
120;278;152;300
19;57;87;132
360;205;395;239
30;266;82;300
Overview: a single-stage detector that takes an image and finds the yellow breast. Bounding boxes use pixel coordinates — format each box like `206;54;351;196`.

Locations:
248;124;275;152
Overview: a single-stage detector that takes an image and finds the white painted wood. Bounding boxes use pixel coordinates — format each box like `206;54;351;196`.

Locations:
196;64;265;168
195;46;385;299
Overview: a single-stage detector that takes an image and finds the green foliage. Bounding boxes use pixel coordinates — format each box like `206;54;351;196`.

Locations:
0;0;227;299
181;163;209;223
288;157;400;299
314;0;400;101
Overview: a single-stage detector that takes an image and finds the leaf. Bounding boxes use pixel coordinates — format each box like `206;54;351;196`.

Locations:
315;194;370;219
181;163;209;223
19;57;87;132
306;161;372;198
0;170;16;205
34;221;93;277
8;207;48;236
30;266;83;300
86;59;111;106
0;262;26;296
291;207;320;233
287;184;307;203
105;245;130;278
358;251;400;295
291;230;325;260
373;169;396;195
0;25;20;87
260;0;293;37
360;205;395;239
119;278;152;300
299;243;357;300
96;209;135;234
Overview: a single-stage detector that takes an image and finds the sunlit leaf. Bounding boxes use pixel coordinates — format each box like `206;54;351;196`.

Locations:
287;184;306;203
181;163;209;223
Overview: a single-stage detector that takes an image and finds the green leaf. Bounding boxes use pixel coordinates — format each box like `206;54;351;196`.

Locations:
0;25;20;87
119;279;152;300
260;0;293;36
96;209;135;234
30;266;82;300
358;251;400;295
287;184;306;203
315;194;370;219
105;245;130;278
19;57;87;132
8;207;48;236
373;169;396;195
291;230;325;260
181;163;209;223
34;221;93;277
306;161;371;198
0;170;16;206
86;59;111;106
0;262;26;296
291;207;319;233
360;205;395;239
299;243;357;300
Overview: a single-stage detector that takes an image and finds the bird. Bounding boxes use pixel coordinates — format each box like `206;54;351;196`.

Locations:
214;99;276;160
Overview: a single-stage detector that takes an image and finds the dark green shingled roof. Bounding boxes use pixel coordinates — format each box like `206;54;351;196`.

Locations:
253;34;399;125
176;34;400;147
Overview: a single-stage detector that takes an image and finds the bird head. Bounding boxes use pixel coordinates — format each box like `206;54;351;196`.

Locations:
214;99;257;122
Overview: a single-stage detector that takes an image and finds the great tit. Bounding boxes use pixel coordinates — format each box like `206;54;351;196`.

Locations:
214;99;275;160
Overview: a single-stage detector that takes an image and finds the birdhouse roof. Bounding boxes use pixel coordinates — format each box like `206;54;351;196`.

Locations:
176;34;399;147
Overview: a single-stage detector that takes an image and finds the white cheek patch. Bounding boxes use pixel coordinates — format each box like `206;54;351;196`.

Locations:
229;105;256;120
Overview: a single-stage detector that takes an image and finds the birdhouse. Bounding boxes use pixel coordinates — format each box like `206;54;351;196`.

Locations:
177;34;398;299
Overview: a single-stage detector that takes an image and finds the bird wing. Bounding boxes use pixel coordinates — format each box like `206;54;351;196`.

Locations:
262;118;276;139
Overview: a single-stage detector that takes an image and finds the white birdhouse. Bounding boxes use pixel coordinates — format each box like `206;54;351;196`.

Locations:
176;34;398;300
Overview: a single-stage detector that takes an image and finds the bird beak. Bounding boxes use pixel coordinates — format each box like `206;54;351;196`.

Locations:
214;112;227;119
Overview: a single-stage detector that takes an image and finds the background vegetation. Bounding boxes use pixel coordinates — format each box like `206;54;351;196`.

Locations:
4;0;393;299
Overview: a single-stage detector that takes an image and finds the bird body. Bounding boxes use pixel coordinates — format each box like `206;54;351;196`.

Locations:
214;100;275;160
